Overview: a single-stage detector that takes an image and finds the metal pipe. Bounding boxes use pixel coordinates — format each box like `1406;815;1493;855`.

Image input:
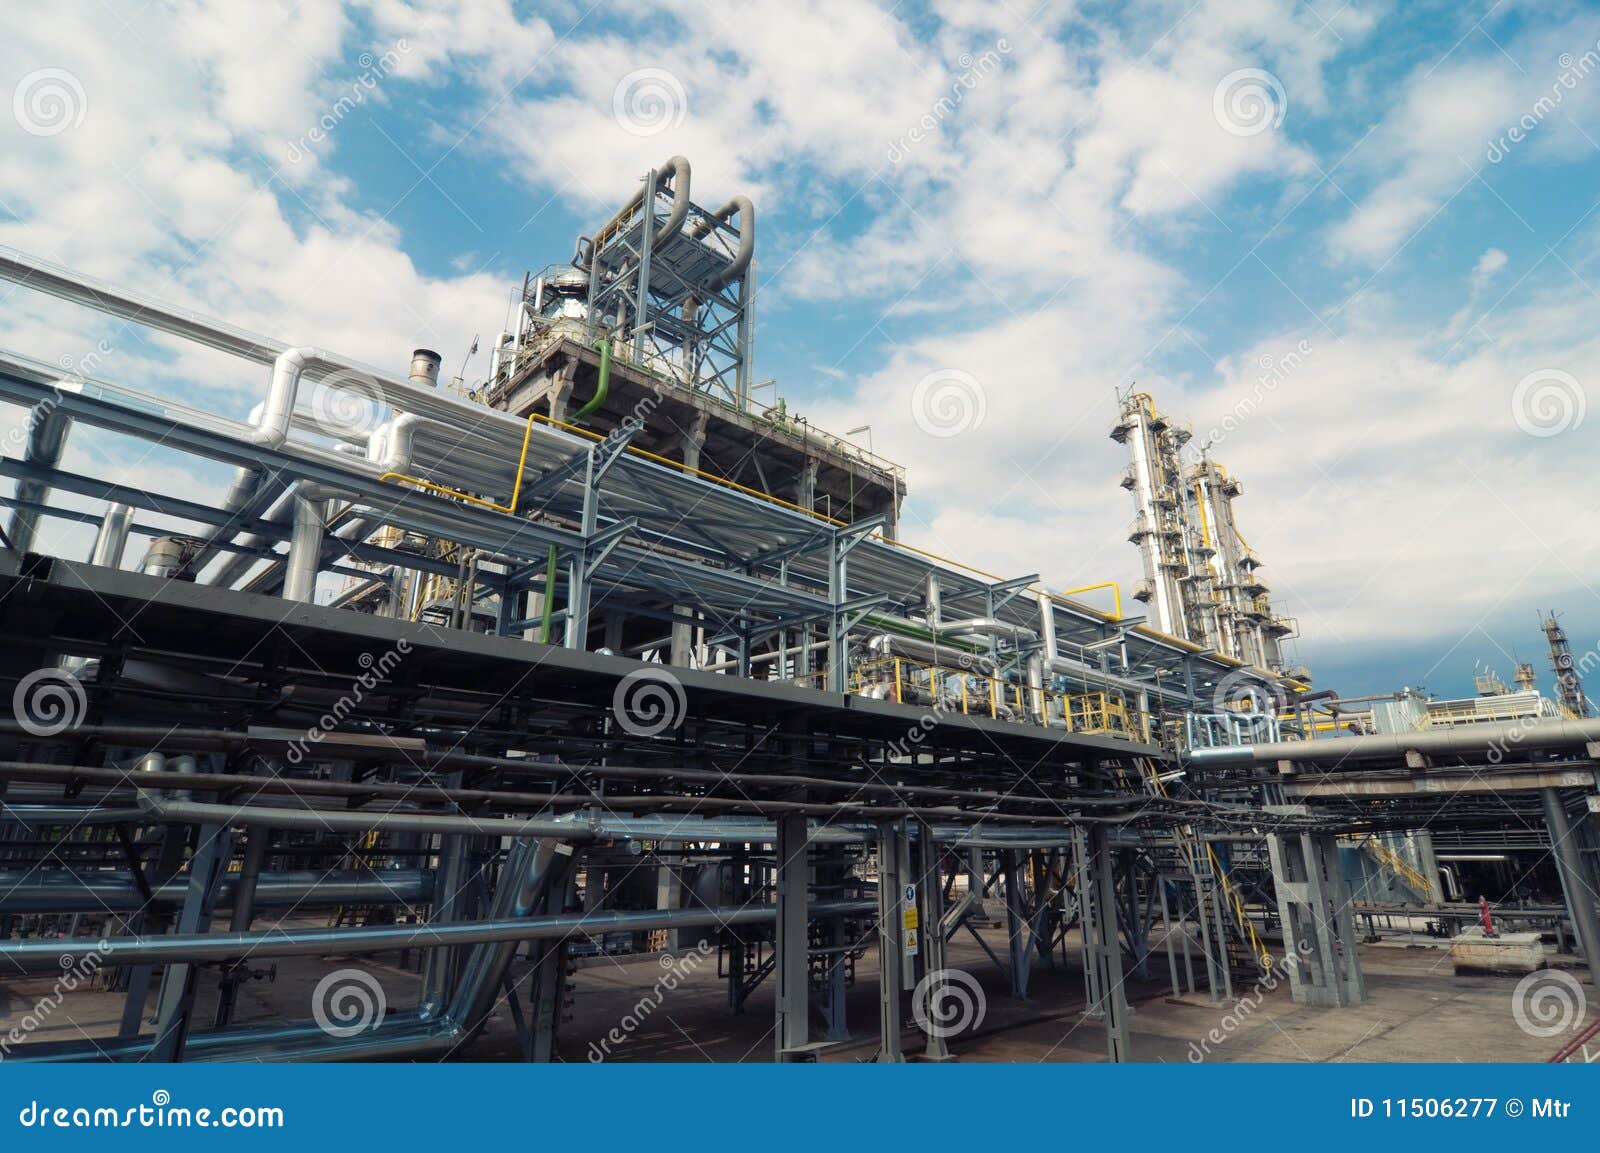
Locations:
135;793;598;840
0;901;875;975
0;869;434;914
88;502;134;568
7;404;70;552
283;488;331;602
1187;717;1600;767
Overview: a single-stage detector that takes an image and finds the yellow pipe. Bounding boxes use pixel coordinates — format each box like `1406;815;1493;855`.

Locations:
1194;478;1211;547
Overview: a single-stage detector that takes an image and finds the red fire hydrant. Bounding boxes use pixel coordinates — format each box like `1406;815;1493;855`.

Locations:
1478;895;1497;937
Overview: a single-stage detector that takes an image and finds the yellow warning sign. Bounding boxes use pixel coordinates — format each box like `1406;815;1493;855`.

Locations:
902;907;919;931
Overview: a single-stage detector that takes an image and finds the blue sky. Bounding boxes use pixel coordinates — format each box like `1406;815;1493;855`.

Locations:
4;0;1600;702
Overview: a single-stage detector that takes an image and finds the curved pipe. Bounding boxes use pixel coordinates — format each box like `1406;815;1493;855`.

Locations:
584;155;692;266
572;338;611;424
689;195;755;290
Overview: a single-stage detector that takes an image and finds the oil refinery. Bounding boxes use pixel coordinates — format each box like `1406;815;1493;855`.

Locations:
0;156;1596;1068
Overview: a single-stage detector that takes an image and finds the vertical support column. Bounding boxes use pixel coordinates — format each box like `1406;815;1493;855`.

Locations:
1002;850;1030;999
149;824;235;1060
1411;828;1445;905
1543;789;1600;986
1082;824;1131;1062
1266;820;1364;1007
875;819;908;1063
915;822;955;1061
774;812;811;1061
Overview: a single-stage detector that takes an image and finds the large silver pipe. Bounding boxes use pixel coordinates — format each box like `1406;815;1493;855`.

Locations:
88;502;134;568
136;793;597;840
447;838;565;1032
0;869;434;914
6;404;71;553
0;901;877;975
283;487;333;603
1187;716;1600;767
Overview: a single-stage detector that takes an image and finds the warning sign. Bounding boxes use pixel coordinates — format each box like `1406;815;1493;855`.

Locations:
902;906;920;931
904;927;920;956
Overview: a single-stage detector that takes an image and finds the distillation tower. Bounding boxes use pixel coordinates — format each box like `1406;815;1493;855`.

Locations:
1112;389;1298;674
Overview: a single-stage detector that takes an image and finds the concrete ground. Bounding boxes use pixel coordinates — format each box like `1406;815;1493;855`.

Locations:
0;924;1586;1063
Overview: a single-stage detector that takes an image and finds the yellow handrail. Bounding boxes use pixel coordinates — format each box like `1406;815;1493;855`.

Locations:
1059;581;1123;621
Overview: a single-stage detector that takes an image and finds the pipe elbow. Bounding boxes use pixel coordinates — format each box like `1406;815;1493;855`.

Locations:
254;346;318;448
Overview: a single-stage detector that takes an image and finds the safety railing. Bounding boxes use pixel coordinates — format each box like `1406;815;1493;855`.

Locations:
845;656;1149;742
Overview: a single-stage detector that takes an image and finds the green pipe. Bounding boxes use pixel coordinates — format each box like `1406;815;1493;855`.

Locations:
538;544;557;643
862;613;986;654
572;338;611;424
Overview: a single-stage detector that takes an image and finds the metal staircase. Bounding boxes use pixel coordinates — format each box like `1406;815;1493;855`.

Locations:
1128;756;1274;976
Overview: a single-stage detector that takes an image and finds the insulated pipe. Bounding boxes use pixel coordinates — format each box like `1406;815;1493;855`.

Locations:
584;155;693;265
1187;717;1600;767
687;195;755;290
6;404;71;553
88;502;134;568
283;487;333;603
0;870;434;914
0;901;879;975
135;792;598;840
447;838;565;1032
